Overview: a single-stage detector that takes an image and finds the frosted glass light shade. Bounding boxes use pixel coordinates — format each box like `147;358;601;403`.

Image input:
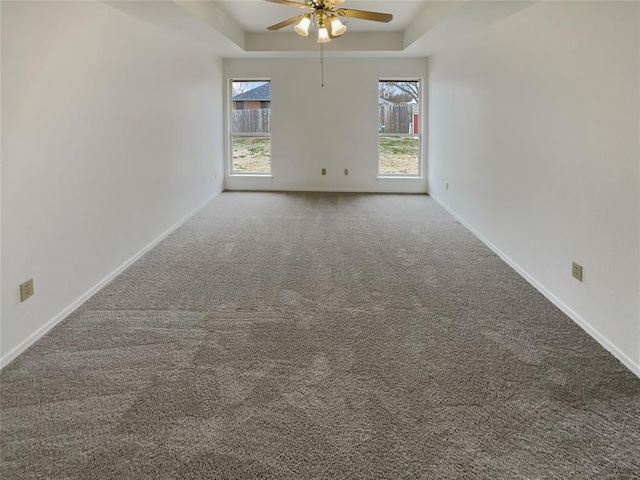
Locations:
317;27;331;43
330;17;346;36
294;16;311;36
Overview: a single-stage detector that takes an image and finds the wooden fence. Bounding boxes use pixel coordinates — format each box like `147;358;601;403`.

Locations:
379;104;417;134
232;105;417;135
233;108;271;134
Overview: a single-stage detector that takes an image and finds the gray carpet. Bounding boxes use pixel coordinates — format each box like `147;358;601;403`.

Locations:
1;192;639;479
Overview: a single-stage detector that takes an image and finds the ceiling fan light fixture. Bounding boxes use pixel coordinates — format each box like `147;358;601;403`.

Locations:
294;14;311;36
330;16;346;36
317;26;331;43
264;0;394;86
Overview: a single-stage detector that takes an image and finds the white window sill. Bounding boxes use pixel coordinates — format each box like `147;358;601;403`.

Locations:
376;175;423;180
228;174;274;178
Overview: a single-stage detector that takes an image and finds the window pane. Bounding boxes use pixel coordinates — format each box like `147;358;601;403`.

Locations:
231;81;271;174
378;81;420;176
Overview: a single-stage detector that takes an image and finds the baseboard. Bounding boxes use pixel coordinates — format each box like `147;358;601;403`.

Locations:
430;194;640;379
225;186;428;194
0;190;222;370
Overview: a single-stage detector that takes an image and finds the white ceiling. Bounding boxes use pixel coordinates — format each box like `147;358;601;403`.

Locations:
103;0;537;58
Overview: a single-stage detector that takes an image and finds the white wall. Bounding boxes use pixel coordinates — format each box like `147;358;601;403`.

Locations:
428;1;640;374
1;1;224;364
224;57;428;193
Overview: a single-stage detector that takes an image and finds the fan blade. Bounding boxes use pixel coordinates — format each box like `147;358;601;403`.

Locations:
336;8;393;23
267;14;306;31
326;0;347;5
263;0;309;9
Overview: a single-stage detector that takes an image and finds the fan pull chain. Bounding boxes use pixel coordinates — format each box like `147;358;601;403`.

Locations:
320;42;324;88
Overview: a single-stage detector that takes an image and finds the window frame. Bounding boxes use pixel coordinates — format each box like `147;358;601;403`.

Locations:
228;79;272;177
377;78;423;179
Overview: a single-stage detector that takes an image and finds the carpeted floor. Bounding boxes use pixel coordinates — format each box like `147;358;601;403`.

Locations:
1;192;639;479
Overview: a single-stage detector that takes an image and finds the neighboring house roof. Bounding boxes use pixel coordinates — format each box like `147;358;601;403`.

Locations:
233;83;271;101
379;97;392;105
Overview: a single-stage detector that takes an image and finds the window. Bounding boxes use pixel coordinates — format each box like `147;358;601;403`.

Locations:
378;80;421;176
230;80;271;174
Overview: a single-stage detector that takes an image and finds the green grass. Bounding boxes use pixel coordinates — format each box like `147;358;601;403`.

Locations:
232;137;271;173
379;136;418;155
232;136;419;175
378;136;420;175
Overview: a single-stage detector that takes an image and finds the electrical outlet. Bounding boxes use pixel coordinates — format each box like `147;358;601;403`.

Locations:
572;262;583;282
344;168;349;176
321;168;327;176
20;279;34;302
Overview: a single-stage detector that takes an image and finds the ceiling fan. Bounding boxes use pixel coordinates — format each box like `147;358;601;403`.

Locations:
264;0;393;43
